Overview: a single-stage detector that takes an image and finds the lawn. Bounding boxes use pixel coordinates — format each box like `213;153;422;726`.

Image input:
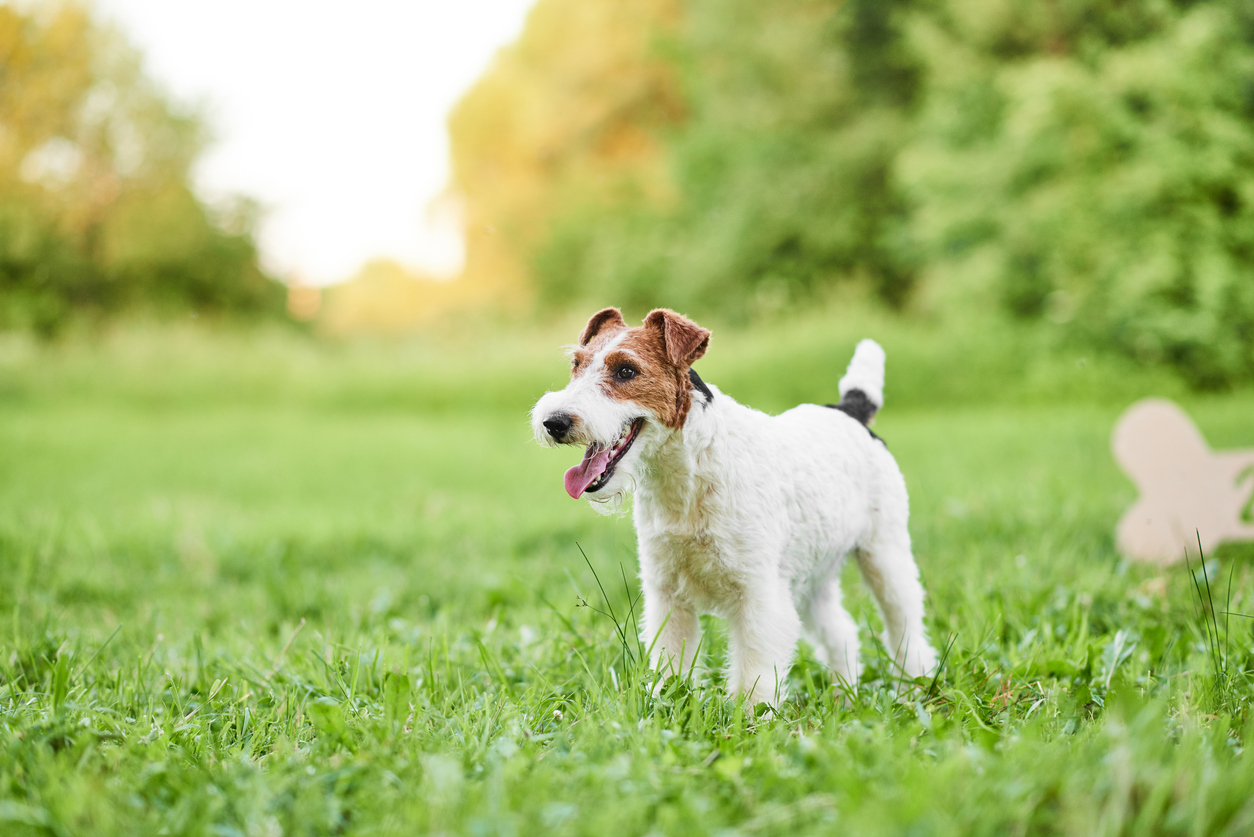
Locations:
1;316;1252;836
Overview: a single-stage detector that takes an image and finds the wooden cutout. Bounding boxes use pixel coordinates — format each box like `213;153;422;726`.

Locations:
1113;398;1254;565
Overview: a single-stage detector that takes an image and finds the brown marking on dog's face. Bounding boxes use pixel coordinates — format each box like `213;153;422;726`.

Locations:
569;308;711;430
571;307;628;377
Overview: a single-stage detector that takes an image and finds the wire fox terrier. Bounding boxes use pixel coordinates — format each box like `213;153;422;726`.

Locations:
532;308;937;705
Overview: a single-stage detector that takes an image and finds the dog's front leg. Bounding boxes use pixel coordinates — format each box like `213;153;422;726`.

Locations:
640;581;701;689
727;580;802;708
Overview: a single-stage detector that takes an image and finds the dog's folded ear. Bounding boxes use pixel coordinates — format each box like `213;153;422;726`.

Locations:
579;307;626;346
644;309;711;368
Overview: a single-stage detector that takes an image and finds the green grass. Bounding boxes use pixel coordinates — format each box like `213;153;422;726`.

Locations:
1;316;1253;836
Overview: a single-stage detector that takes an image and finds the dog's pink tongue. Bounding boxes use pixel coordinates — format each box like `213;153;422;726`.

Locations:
564;445;613;499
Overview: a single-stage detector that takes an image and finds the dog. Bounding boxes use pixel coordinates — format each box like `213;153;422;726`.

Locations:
531;308;937;705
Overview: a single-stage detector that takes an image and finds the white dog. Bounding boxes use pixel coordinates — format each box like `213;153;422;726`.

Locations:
532;308;937;705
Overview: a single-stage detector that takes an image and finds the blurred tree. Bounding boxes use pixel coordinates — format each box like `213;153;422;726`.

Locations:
0;2;280;334
452;0;922;318
903;0;1254;387
450;0;1254;386
448;0;684;309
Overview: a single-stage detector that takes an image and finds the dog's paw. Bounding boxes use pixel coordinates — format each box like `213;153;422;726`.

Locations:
885;633;938;680
900;644;939;681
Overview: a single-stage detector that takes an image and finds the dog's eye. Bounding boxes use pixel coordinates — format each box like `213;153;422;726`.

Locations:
615;365;637;381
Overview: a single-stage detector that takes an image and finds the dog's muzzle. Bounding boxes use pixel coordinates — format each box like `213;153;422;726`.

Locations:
563;417;644;499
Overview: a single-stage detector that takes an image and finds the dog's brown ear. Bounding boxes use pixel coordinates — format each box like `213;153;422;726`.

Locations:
644;309;711;368
579;307;626;346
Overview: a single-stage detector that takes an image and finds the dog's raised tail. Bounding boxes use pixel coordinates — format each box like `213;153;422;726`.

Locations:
835;339;885;426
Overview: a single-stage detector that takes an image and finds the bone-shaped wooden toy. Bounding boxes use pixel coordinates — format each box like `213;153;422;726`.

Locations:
1113;398;1254;565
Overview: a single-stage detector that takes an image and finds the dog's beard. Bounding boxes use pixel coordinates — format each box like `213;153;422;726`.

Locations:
585;469;637;516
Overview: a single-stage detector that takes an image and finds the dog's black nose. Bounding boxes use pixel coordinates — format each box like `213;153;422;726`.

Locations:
543;413;573;441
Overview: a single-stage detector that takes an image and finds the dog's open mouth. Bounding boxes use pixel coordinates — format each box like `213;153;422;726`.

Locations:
564;418;644;499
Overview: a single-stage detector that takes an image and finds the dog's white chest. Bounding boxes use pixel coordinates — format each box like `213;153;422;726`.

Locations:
637;524;749;615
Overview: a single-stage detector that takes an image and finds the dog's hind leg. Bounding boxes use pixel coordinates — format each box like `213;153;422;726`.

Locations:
727;578;802;707
855;524;937;680
802;573;862;688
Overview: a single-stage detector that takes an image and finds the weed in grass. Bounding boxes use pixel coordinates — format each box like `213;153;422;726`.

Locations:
1185;534;1254;725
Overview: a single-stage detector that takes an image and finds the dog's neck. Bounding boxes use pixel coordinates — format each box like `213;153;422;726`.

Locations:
635;380;722;525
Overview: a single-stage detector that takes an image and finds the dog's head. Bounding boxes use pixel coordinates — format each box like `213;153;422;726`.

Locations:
531;307;711;506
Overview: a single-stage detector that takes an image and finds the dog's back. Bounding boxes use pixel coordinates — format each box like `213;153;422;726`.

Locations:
641;338;902;592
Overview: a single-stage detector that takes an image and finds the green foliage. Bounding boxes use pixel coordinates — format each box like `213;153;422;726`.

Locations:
532;0;923;317
905;0;1254;389
0;323;1252;833
455;0;1254;385
0;4;281;336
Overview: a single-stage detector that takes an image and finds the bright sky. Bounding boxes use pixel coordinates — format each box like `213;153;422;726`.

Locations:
95;0;535;285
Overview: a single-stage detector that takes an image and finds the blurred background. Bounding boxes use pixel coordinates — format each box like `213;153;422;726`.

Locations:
4;6;1254;830
1;0;1252;390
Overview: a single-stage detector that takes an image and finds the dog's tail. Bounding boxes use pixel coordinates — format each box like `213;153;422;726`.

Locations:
835;339;885;426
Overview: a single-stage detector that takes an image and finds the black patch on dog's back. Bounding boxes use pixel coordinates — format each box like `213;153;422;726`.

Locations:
824;389;885;445
827;389;876;425
689;368;714;405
